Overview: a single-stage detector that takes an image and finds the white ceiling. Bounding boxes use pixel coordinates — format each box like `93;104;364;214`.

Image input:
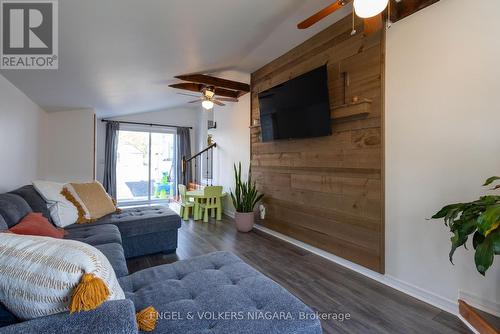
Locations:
0;0;351;117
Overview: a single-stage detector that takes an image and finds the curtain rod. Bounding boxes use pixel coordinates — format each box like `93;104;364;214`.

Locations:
101;119;192;129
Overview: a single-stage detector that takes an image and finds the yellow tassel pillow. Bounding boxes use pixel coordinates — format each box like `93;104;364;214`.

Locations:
62;181;119;223
0;233;125;320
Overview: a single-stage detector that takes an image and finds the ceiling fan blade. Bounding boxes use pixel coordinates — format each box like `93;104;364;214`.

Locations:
212;100;225;107
177;92;200;98
169;83;204;93
175;74;250;92
297;1;348;29
363;14;383;35
216;97;239;102
188;99;202;104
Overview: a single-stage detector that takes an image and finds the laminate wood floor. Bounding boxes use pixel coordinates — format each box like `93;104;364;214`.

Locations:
127;216;471;334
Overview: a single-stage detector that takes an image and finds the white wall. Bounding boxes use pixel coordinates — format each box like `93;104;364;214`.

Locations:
95;107;199;183
0;74;46;192
208;71;251;216
386;0;500;314
39;109;95;183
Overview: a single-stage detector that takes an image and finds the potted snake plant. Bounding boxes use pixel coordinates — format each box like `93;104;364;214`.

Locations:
431;176;500;275
230;162;264;232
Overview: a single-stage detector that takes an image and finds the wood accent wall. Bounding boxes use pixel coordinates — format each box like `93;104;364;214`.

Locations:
250;15;385;273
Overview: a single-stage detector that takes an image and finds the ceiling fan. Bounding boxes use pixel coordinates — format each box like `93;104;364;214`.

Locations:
177;87;239;110
170;73;250;110
297;0;392;35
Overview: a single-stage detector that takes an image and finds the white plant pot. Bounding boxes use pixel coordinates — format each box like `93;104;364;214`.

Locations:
234;212;255;232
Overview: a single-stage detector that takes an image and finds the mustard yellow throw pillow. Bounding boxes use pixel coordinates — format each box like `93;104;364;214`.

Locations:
63;181;118;223
0;233;125;320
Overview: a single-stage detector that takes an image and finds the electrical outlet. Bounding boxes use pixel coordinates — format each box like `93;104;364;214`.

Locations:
259;204;266;220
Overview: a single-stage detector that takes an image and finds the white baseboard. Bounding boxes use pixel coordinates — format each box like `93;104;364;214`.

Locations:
253;224;459;316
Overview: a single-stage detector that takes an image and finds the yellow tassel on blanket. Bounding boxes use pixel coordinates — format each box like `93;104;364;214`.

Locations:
136;306;158;332
69;273;110;313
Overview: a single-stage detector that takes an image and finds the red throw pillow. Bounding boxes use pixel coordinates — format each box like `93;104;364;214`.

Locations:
9;213;65;238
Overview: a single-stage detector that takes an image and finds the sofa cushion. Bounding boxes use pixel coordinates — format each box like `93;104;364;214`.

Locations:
62;205;181;258
0;215;7;231
110;206;181;238
9;185;52;224
0;300;137;334
0;194;32;227
120;229;179;258
119;252;322;334
94;243;129;278
0;302;18;328
64;224;122;246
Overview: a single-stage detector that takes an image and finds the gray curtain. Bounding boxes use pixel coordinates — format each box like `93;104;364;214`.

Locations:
176;127;192;193
103;121;120;199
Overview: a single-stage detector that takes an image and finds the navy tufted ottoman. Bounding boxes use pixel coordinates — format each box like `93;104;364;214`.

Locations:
119;252;322;334
109;206;181;258
64;205;181;258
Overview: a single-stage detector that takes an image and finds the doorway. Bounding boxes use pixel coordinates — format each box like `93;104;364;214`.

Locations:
116;125;176;205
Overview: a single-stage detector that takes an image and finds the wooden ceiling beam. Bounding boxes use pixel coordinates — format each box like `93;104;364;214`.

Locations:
297;1;348;29
390;0;440;23
213;87;241;99
175;74;250;92
169;83;204;93
169;83;240;99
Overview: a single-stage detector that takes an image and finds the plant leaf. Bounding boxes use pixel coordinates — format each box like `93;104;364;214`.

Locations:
474;235;495;275
472;231;485;250
486;222;500;236
474;195;500;206
253;193;264;209
483;176;500;186
231;161;264;213
490;228;500;255
444;206;464;226
477;204;500;236
449;218;477;262
432;203;463;220
230;192;237;209
432;178;500;275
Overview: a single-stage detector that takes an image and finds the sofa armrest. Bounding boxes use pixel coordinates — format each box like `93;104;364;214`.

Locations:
0;300;138;334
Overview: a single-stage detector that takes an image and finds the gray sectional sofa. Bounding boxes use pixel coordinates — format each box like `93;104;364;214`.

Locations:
0;185;181;279
0;186;322;334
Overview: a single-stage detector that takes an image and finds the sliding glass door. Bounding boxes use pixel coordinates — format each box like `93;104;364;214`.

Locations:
116;125;176;205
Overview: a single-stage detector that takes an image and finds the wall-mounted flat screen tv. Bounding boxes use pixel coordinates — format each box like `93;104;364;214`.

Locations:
258;65;331;142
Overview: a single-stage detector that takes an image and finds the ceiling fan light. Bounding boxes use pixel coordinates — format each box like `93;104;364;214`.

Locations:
205;89;215;99
202;100;214;110
353;0;388;18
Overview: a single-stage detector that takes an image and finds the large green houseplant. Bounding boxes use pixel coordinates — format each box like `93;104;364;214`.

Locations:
230;162;264;232
432;177;500;275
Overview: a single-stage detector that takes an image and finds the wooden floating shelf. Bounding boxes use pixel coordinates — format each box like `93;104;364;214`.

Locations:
331;98;372;120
